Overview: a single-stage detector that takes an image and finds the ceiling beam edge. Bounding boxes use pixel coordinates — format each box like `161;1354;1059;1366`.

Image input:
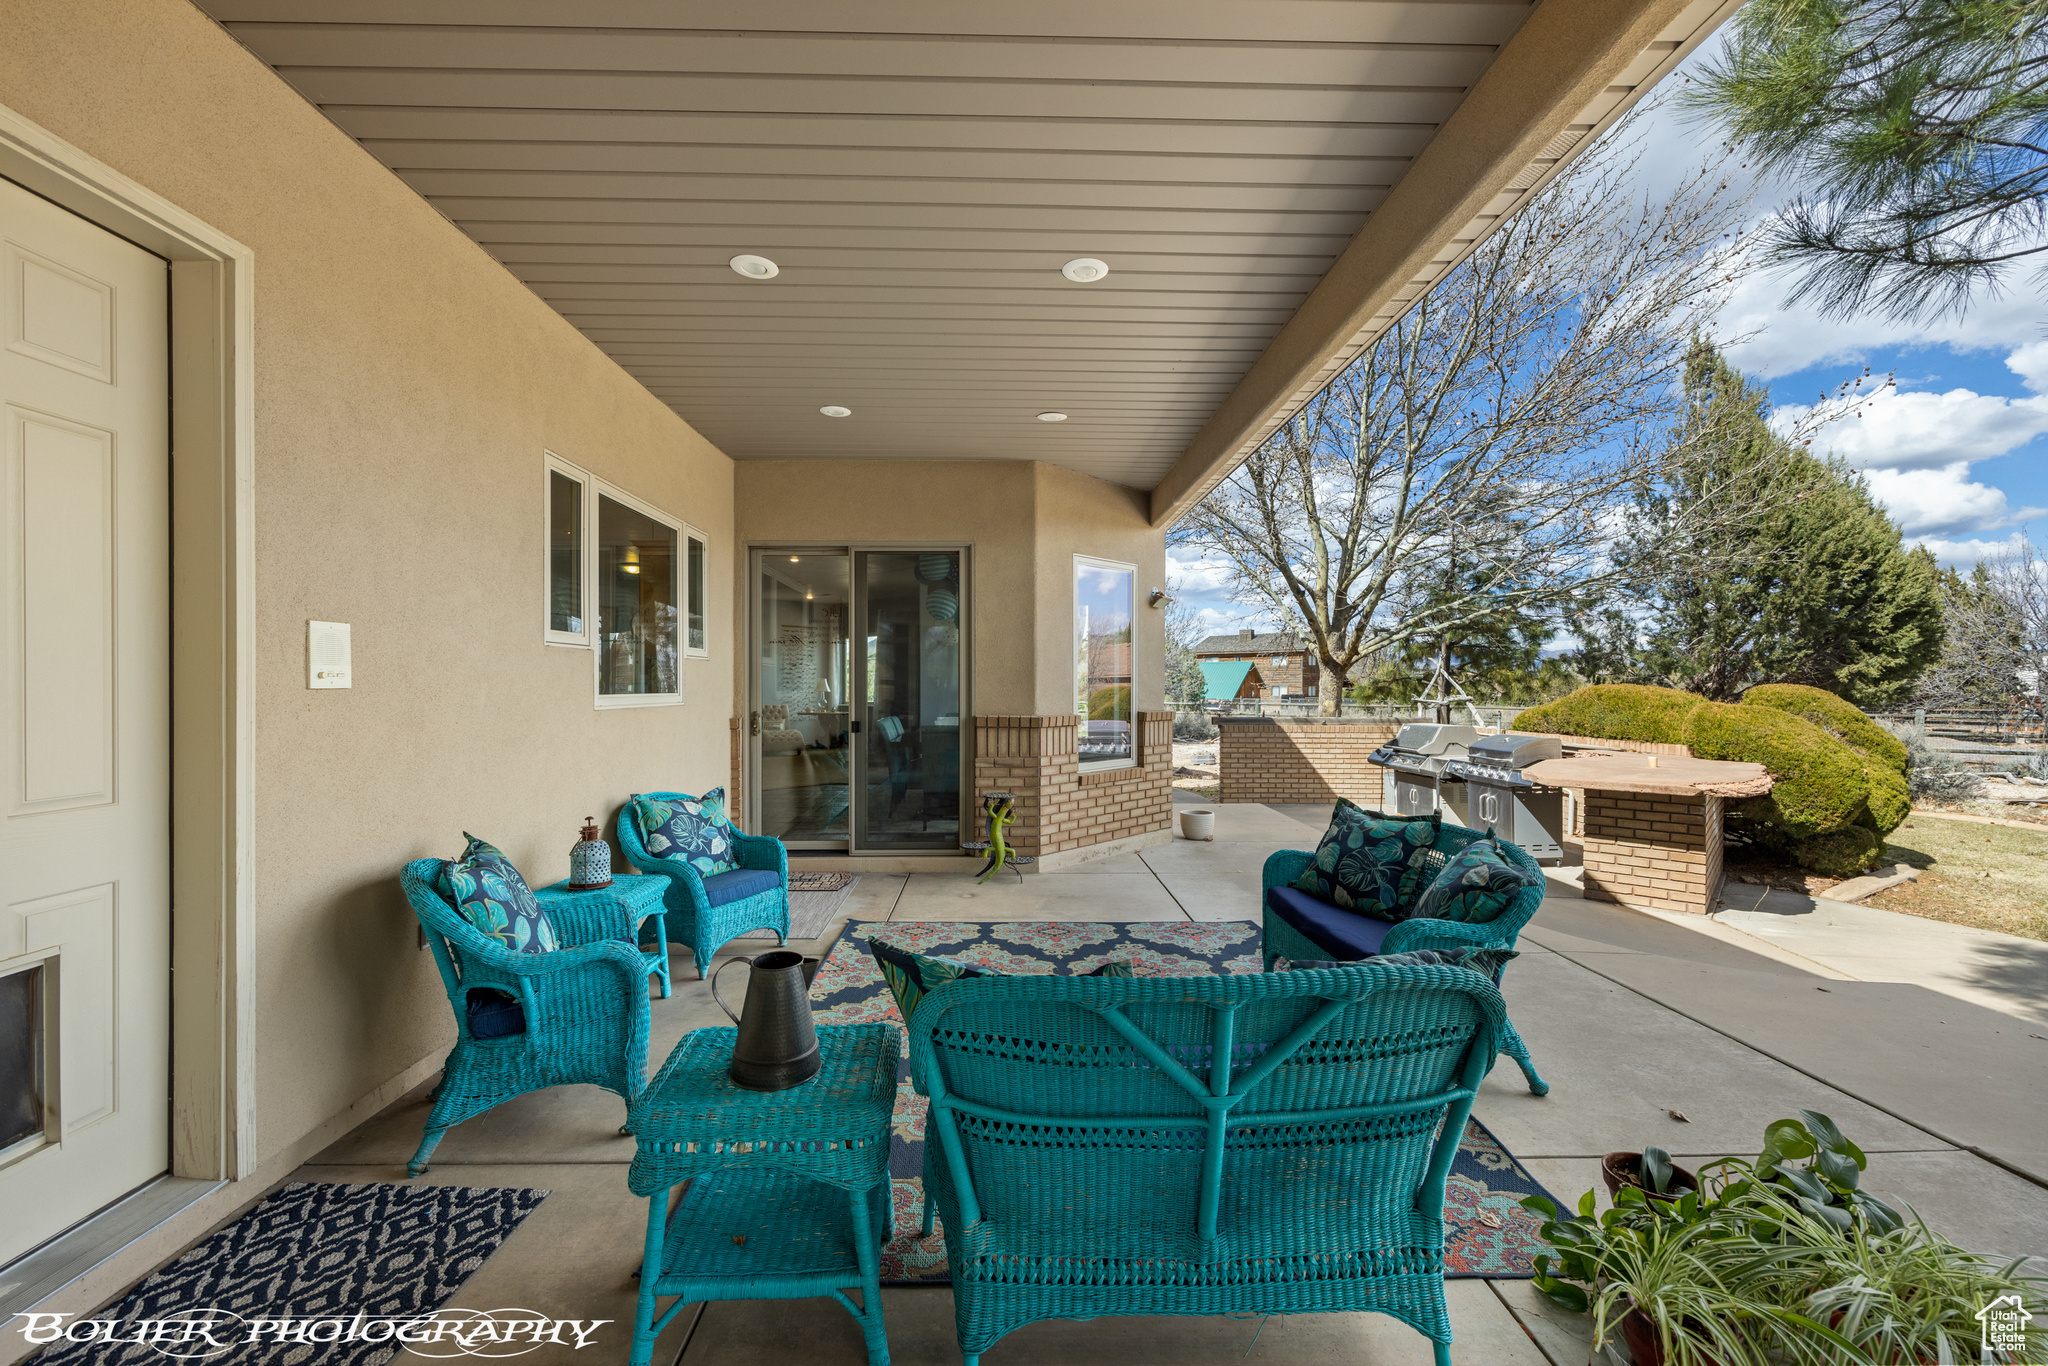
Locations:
1145;0;1718;530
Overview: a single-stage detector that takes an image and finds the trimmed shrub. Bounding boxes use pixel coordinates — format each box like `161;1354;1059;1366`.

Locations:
1859;761;1910;835
1791;825;1883;878
1681;701;1872;839
1743;683;1908;774
1514;684;1705;746
1519;682;1909;867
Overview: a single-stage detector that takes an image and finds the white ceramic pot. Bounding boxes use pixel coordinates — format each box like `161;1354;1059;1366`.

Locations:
1180;809;1216;841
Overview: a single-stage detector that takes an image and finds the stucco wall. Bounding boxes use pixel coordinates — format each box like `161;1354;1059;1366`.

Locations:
733;460;1165;718
1;1;737;1164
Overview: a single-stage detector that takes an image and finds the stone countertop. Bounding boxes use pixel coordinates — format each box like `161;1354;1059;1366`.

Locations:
1522;753;1773;798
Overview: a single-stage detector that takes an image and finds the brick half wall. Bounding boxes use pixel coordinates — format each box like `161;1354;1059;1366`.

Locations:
1217;717;1399;805
1580;788;1725;914
972;711;1174;857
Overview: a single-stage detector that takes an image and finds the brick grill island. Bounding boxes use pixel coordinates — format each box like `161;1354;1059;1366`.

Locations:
1217;715;1400;806
1522;754;1773;915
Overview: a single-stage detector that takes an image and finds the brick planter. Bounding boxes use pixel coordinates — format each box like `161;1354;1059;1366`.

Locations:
971;711;1173;863
1216;716;1400;806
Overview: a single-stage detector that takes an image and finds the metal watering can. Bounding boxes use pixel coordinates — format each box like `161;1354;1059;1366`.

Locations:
710;950;822;1090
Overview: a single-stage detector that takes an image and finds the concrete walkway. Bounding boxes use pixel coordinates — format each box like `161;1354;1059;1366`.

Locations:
246;802;2048;1365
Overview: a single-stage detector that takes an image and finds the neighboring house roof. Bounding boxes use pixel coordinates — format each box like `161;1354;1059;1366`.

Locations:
1198;632;1304;655
1088;640;1133;681
1198;660;1258;700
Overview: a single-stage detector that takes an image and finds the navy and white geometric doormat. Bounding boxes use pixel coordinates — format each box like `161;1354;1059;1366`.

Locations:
24;1182;549;1366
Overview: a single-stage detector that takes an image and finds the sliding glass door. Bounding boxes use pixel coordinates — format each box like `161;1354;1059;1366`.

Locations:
752;547;965;851
755;551;852;845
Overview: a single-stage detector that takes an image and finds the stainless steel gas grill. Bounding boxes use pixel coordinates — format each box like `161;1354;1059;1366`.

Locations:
1444;732;1565;860
1367;723;1480;818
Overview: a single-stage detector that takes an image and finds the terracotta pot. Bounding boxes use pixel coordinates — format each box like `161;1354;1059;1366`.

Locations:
1602;1151;1697;1205
1620;1306;1725;1366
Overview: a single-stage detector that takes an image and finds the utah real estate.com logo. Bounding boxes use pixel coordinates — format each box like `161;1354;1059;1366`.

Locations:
1978;1292;2033;1360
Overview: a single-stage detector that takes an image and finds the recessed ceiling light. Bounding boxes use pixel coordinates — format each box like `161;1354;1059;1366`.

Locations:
1062;258;1109;283
820;405;852;418
1037;412;1069;422
789;556;800;562
730;254;779;279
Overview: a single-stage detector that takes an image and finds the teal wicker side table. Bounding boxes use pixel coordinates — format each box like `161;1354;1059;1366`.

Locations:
542;873;672;999
626;1023;898;1366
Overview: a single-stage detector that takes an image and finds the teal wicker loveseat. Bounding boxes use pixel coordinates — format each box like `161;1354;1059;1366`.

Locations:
1262;822;1549;1095
905;965;1509;1366
617;792;790;979
399;858;651;1176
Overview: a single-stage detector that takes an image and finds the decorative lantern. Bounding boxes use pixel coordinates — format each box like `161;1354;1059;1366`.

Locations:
568;817;613;889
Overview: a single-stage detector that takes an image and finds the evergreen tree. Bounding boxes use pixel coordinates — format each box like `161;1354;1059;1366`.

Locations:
1620;339;1946;707
1350;557;1557;704
1686;0;2048;320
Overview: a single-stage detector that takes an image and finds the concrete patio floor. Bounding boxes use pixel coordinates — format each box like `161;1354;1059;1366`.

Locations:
283;800;2048;1365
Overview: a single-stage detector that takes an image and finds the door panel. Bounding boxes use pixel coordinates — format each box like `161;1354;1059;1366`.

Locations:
753;550;851;846
853;551;962;851
0;177;170;1265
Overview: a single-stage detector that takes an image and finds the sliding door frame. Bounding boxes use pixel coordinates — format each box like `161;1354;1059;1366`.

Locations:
746;542;971;854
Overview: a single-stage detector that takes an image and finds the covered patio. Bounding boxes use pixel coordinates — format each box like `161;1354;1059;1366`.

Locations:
263;800;2046;1364
3;2;2043;1364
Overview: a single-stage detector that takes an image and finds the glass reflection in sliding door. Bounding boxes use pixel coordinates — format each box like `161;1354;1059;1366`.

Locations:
755;552;851;845
855;550;962;850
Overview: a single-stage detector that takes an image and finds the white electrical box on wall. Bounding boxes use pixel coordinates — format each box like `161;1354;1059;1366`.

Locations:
308;620;352;689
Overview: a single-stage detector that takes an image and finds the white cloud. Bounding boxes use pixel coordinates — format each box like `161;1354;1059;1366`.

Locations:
1912;531;2033;567
1165;547;1238;595
1862;464;2046;535
1715;258;2048;381
1775;383;2048;472
2010;341;2048;394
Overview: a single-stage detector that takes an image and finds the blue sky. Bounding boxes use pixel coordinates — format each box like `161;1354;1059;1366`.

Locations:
1169;36;2048;642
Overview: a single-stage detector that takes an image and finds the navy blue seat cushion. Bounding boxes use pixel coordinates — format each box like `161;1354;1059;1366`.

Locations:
466;988;526;1039
1264;884;1396;961
700;868;780;907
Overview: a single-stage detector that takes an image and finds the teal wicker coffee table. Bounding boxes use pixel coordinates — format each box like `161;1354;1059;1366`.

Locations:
626;1023;897;1366
541;873;672;999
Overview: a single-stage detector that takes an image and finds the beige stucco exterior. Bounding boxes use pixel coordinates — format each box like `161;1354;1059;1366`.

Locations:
0;0;737;1169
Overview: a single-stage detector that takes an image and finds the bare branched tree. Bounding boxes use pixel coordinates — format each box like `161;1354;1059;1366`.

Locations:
1174;109;1838;715
1915;540;2048;740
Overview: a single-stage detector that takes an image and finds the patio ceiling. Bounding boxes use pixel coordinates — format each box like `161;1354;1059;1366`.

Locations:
197;0;1737;522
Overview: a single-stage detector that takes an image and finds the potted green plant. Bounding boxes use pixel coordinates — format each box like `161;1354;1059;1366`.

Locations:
1602;1143;1697;1205
1527;1184;1843;1366
1524;1111;2045;1366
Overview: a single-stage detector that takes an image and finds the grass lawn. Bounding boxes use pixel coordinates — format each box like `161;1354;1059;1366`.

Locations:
1872;814;2048;942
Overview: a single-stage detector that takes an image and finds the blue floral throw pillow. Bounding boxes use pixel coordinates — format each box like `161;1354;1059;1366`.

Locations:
867;938;1133;1022
438;834;559;954
1410;838;1540;924
632;789;737;876
1290;799;1439;918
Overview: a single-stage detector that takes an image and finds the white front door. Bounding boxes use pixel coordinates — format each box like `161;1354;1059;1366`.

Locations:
0;177;170;1264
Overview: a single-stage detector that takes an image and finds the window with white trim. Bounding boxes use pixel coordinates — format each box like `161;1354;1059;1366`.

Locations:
543;452;707;705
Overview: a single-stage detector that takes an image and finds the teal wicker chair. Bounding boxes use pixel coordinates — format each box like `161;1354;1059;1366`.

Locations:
616;793;790;979
905;965;1508;1366
1262;823;1550;1095
399;858;651;1176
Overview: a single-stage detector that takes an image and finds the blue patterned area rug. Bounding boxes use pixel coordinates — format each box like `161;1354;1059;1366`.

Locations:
27;1182;547;1366
808;920;1559;1285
